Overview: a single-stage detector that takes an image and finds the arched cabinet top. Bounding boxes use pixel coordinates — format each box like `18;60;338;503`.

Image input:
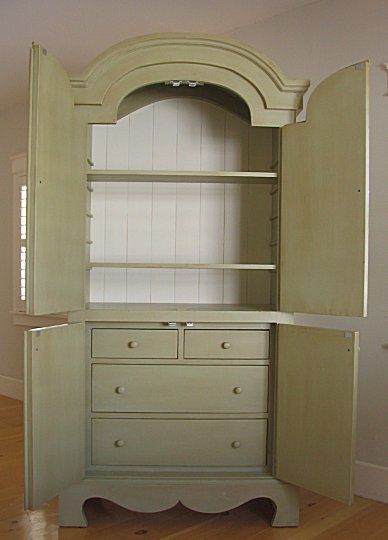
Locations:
70;33;310;126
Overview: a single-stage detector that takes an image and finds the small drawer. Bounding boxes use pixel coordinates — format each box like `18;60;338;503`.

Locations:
184;330;269;359
92;329;178;359
91;418;267;467
92;365;268;413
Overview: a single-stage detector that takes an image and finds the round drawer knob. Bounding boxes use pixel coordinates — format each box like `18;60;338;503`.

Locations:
115;439;125;447
231;441;241;449
233;386;242;394
222;342;231;349
128;341;139;348
115;386;125;394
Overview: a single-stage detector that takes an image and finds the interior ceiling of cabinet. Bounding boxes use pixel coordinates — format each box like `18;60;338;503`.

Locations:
0;0;318;111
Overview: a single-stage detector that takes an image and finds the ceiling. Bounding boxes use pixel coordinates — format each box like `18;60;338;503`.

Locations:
0;0;317;111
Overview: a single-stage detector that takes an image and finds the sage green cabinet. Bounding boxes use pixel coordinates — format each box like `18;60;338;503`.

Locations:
23;33;368;528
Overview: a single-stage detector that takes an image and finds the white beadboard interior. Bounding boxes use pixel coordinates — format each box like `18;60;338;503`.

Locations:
89;98;276;305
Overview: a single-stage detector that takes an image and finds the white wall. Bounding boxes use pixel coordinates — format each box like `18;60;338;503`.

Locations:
0;103;28;390
227;0;388;497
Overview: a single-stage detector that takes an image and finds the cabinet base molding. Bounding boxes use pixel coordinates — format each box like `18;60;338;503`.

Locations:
58;477;299;528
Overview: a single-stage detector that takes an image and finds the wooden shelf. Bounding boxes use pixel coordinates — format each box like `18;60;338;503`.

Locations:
88;262;276;271
87;170;278;184
86;302;274;312
69;304;295;324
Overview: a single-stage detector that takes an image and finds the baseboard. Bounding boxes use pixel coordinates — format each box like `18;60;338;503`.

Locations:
355;460;388;503
0;374;23;401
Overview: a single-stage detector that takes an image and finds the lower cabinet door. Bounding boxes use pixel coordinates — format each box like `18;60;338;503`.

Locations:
92;419;267;467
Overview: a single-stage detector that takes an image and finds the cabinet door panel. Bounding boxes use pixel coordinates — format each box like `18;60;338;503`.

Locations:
27;44;85;314
280;61;369;316
24;323;85;509
275;325;358;504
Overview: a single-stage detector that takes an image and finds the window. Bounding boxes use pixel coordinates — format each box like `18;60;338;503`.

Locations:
20;185;27;301
11;153;27;312
11;152;67;326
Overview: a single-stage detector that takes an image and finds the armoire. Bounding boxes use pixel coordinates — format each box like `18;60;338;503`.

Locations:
24;33;369;527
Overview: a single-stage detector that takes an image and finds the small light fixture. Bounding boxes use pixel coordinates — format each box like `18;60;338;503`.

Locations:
165;80;204;87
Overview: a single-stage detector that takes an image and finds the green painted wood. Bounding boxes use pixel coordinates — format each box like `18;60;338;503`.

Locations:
24;323;85;509
92;328;178;358
280;61;369;316
70;33;309;126
92;365;268;413
184;330;269;359
276;325;358;504
88;262;276;270
27;45;85;315
87;169;278;183
91;418;267;467
70;305;294;324
117;83;252;122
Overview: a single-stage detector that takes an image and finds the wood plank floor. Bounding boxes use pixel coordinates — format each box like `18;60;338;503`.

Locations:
1;394;387;539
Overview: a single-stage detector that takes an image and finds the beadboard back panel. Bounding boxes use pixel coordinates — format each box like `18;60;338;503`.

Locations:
89;98;274;304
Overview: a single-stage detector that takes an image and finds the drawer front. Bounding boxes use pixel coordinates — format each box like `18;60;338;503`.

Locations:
92;329;178;359
92;419;267;467
184;330;269;359
92;365;268;413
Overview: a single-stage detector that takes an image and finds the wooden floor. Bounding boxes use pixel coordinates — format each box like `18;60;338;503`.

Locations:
1;395;387;539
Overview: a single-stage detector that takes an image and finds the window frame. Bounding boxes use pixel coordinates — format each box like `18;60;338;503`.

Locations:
10;153;67;327
11;153;27;313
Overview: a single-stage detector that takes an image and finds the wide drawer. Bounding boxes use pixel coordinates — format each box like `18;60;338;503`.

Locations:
184;330;269;359
92;365;268;413
92;329;178;358
91;419;267;467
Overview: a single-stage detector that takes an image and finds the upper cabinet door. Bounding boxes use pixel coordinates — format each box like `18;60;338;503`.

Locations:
24;323;85;509
280;62;369;316
275;325;358;504
27;44;85;315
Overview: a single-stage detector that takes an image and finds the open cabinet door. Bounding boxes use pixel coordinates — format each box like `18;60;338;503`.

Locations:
280;61;369;316
275;325;358;504
27;44;85;315
24;323;85;509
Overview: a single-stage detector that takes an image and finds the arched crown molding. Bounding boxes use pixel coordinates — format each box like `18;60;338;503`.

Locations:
70;33;309;126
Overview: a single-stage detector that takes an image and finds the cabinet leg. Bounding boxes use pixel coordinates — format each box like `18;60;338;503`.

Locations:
270;486;300;527
58;490;88;527
56;478;299;528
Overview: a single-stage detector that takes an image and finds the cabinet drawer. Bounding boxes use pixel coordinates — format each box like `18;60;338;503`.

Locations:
92;419;267;467
184;330;269;359
92;365;268;413
92;329;178;358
